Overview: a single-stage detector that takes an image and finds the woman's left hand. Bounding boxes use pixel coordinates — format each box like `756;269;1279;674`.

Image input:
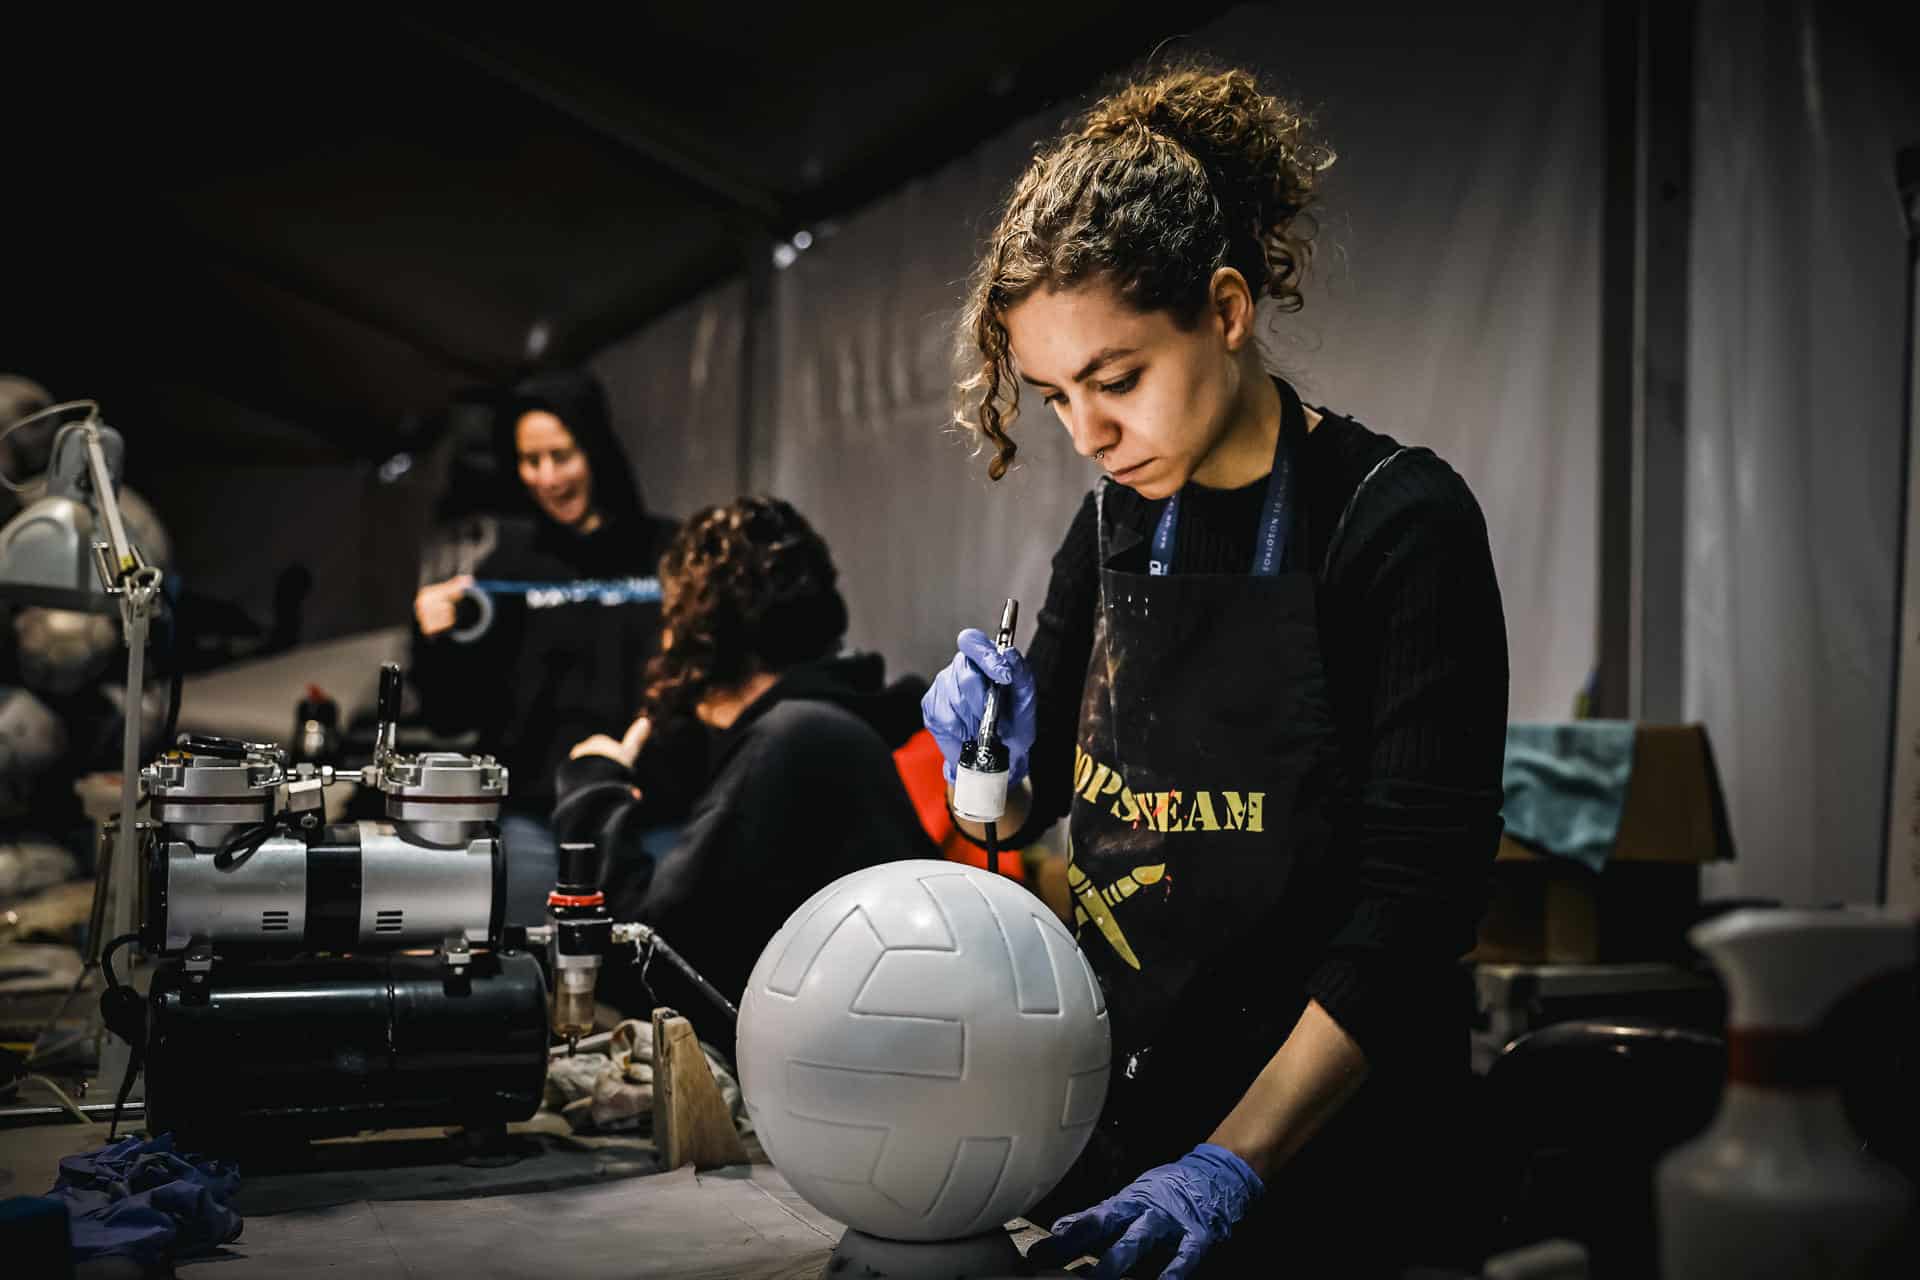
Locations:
1025;1143;1263;1279
921;629;1039;784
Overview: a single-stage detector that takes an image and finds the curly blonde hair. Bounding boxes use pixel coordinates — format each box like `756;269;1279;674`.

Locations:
956;63;1335;479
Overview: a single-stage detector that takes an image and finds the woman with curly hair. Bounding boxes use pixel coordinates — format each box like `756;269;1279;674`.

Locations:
921;64;1508;1275
556;496;935;1049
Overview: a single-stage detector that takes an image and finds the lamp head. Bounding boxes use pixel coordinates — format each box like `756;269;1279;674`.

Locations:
0;418;125;612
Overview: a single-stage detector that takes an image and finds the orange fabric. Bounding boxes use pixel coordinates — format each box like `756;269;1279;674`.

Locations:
892;728;1024;882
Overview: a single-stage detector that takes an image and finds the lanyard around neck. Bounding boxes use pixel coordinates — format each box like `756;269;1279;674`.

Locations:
1148;384;1300;578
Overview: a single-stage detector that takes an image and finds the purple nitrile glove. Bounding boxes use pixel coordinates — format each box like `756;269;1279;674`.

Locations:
919;628;1038;787
1025;1143;1264;1280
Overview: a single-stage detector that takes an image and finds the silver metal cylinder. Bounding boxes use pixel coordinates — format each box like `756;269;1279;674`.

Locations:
157;835;309;952
356;821;496;945
152;826;498;953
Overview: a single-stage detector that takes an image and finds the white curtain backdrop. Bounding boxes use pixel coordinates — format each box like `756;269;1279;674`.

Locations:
1686;1;1920;906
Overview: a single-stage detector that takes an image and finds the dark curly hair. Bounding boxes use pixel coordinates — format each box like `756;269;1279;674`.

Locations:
643;496;849;718
956;62;1335;479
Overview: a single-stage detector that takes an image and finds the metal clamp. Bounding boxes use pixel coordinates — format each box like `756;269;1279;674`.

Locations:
90;540;123;595
285;773;326;820
184;938;214;980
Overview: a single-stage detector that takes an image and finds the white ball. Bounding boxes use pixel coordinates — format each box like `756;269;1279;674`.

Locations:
737;859;1111;1242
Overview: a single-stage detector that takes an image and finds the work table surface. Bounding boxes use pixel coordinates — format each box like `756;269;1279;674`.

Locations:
0;1103;1063;1279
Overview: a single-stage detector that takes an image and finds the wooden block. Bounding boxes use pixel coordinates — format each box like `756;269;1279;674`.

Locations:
651;1008;749;1171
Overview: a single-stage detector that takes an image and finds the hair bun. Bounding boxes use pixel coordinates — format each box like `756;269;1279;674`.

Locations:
1079;65;1332;250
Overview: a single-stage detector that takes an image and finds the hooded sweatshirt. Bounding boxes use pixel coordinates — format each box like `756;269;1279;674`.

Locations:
410;370;695;815
553;651;936;1050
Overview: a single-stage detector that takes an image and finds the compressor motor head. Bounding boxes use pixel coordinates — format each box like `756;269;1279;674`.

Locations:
137;666;509;963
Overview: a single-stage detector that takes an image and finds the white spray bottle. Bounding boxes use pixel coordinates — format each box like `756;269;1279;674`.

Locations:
1656;907;1916;1278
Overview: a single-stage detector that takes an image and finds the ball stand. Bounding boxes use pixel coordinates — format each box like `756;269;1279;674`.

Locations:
828;1227;1075;1278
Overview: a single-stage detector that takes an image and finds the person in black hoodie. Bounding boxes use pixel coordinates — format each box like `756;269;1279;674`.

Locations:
411;369;699;923
554;495;936;1050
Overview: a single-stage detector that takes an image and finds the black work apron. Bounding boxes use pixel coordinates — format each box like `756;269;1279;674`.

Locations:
1044;385;1455;1274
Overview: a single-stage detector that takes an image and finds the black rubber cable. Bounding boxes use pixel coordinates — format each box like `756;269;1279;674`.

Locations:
100;933;138;992
212;813;283;869
98;932;145;1140
642;931;738;1027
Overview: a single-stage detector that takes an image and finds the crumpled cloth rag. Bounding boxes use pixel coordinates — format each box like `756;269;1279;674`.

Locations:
47;1132;241;1267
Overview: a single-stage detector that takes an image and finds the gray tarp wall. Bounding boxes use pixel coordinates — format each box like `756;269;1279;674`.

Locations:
1686;0;1919;907
593;0;1919;908
594;6;1604;815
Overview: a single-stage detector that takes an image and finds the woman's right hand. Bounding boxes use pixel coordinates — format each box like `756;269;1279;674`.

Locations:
414;575;474;638
921;629;1038;785
569;715;653;771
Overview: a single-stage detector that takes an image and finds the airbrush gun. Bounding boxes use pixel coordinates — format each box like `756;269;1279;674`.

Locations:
951;598;1018;875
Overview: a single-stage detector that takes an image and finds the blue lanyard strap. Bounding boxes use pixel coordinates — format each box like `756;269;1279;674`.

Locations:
469;576;662;606
1147;390;1299;578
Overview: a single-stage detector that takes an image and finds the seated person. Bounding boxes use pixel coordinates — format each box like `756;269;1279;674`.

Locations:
555;496;936;1050
411;369;698;923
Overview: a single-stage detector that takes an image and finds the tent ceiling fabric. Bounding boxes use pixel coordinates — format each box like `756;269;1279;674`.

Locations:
10;12;1229;458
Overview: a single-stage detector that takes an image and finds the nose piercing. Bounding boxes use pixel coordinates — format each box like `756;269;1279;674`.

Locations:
1095;449;1107;462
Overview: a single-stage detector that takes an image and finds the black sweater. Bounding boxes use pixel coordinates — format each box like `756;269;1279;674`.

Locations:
552;652;937;1049
410;367;704;818
410;512;696;814
1021;404;1509;1062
